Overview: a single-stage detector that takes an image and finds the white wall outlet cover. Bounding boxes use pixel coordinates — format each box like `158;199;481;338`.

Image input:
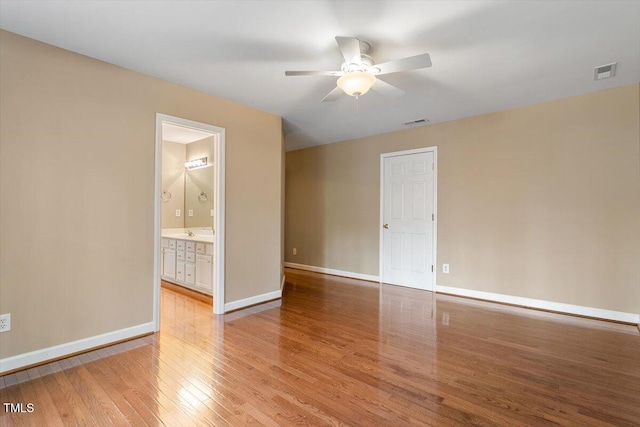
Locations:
210;209;214;217
188;209;194;217
293;248;297;255
0;313;11;333
176;209;181;217
443;264;450;274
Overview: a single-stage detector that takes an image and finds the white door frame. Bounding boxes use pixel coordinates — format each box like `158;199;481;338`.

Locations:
154;113;226;331
379;146;438;291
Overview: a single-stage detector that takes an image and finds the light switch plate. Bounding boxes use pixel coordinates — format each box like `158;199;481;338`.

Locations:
176;209;181;217
188;209;194;217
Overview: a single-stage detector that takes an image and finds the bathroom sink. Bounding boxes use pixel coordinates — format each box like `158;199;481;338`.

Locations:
161;232;214;243
167;233;195;239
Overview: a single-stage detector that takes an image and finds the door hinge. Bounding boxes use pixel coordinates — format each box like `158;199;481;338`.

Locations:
431;265;434;272
432;163;434;170
432;213;434;221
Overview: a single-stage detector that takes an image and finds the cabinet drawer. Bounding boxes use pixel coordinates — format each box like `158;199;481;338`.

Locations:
185;241;196;252
176;240;186;251
176;262;185;282
177;250;186;261
196;243;214;255
168;239;176;250
186;252;196;263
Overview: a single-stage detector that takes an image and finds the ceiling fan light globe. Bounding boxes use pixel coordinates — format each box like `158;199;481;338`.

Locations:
337;72;376;97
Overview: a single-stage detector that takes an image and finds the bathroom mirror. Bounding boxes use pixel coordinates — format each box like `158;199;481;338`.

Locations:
161;135;215;230
185;166;214;228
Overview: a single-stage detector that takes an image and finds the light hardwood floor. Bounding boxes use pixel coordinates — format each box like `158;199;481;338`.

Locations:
1;268;639;426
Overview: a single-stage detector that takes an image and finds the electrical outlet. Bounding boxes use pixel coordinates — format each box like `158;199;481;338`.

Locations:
292;248;297;255
176;209;181;217
0;313;11;333
188;209;194;217
443;264;450;274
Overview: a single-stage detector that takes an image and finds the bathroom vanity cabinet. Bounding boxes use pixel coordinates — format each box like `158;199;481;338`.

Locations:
161;237;213;295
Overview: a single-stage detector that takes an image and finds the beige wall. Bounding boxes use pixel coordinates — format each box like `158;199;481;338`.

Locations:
286;84;640;314
161;141;186;229
0;30;283;360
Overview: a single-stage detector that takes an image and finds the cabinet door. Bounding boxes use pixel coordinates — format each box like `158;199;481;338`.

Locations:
185;263;196;285
162;249;176;280
195;255;212;292
176;262;185;282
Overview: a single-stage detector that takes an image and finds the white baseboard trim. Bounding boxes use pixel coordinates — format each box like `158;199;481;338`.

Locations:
436;285;640;324
225;290;282;312
0;322;154;375
284;262;380;283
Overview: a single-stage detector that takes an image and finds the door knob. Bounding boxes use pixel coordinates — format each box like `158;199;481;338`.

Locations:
383;224;389;229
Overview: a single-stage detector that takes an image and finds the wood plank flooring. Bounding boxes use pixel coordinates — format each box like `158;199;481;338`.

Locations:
161;280;213;305
1;268;639;426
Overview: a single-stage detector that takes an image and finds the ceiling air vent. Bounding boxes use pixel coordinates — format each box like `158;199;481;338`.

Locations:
403;118;429;126
594;62;617;80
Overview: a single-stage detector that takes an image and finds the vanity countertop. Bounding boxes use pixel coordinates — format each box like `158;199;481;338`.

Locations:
161;231;214;244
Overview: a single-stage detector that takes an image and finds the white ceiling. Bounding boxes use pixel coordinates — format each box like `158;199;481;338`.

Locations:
162;123;213;144
1;1;638;152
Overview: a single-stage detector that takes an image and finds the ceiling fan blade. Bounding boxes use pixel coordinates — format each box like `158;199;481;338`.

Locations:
335;36;361;64
371;78;405;98
322;86;343;102
375;53;432;75
285;70;343;76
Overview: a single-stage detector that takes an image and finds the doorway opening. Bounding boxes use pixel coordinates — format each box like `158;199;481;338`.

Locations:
153;114;226;331
379;147;437;291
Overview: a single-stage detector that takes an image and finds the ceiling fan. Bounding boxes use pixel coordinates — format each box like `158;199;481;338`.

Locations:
285;36;432;102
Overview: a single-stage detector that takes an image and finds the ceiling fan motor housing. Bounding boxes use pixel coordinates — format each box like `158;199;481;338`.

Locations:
341;54;380;75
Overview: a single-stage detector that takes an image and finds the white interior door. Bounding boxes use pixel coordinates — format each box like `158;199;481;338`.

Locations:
381;150;435;290
155;114;226;332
